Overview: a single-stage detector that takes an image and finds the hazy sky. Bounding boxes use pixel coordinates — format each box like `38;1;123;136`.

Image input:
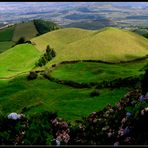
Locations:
0;2;148;7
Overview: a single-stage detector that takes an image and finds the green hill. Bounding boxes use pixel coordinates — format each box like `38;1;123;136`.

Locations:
0;43;41;78
0;26;148;122
31;28;94;52
31;27;148;67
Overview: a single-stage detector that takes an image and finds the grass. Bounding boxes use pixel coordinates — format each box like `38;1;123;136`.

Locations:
50;59;147;83
31;27;148;69
0;26;147;123
0;26;15;41
0;76;130;122
0;41;15;53
12;22;38;42
0;43;41;78
31;28;94;52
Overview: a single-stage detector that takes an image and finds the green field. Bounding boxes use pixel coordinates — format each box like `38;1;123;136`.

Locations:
0;26;148;122
50;59;147;83
0;41;15;53
0;76;130;121
0;58;145;121
0;43;41;78
12;22;38;42
0;26;15;42
31;27;148;68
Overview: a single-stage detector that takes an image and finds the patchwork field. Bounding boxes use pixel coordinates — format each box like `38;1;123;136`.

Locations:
0;20;59;54
12;22;38;42
0;26;15;42
0;26;15;53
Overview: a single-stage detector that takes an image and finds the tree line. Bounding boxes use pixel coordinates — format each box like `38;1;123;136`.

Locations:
36;45;56;67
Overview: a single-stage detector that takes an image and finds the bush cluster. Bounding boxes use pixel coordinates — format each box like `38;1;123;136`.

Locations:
0;111;56;145
34;19;60;35
27;71;37;80
36;45;56;67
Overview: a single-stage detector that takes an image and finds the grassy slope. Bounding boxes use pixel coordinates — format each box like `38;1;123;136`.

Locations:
51;59;147;83
0;26;147;122
31;27;148;68
0;26;15;41
0;26;15;53
0;41;15;53
0;76;130;121
12;22;38;42
31;28;94;52
0;43;41;78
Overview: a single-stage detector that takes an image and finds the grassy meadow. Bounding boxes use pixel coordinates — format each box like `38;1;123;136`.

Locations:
0;26;148;122
0;41;15;53
0;76;130;122
50;59;147;83
0;43;41;78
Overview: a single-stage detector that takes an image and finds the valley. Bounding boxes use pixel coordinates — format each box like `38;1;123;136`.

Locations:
0;2;148;145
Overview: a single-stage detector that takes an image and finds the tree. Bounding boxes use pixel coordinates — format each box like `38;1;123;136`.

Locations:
46;45;50;52
16;37;25;45
51;49;56;57
41;56;47;65
36;45;56;67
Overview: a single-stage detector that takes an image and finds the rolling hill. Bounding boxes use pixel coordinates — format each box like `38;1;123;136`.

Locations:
0;26;148;123
31;27;148;68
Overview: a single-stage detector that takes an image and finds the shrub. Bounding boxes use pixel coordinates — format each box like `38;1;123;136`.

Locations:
90;89;100;97
16;37;25;45
27;71;37;80
23;111;56;145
